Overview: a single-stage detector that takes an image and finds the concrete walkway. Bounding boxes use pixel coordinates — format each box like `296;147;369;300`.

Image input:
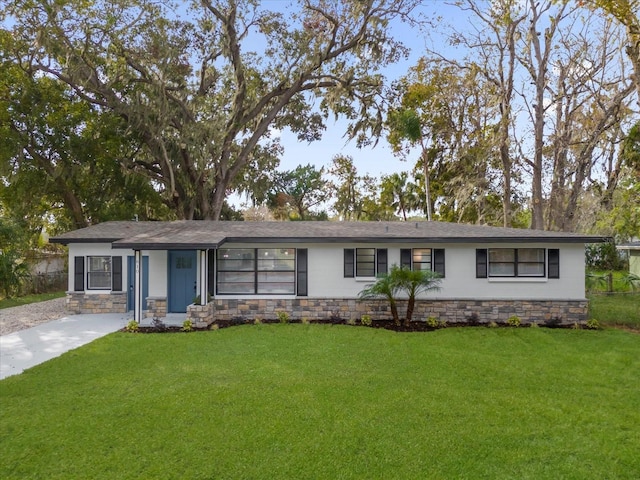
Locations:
0;313;130;380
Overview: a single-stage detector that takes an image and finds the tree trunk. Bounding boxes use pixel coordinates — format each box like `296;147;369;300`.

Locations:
390;298;400;326
405;296;415;326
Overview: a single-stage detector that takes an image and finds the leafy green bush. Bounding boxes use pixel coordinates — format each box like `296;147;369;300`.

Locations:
506;315;521;327
181;319;194;332
125;320;139;333
360;314;372;326
276;310;290;324
586;318;601;330
0;250;30;299
426;316;439;328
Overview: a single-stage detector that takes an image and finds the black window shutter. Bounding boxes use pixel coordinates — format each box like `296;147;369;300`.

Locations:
112;256;122;291
208;250;215;296
400;249;412;269
297;249;308;296
344;249;355;278
74;256;84;291
476;249;488;278
548;249;560;278
376;249;388;275
433;249;445;277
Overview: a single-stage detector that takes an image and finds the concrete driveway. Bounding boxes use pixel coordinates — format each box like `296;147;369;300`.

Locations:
0;313;130;380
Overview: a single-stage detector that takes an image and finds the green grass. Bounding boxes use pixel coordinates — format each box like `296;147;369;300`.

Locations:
589;293;640;330
0;291;66;309
1;325;639;479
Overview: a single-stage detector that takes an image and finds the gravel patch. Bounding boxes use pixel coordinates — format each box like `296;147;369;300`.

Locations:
0;298;69;336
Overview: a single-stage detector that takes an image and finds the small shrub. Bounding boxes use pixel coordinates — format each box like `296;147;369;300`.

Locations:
254;317;262;325
426;316;439;328
571;322;581;330
181;319;194;332
210;324;220;331
438;319;448;328
301;317;310;325
360;314;372;326
125;320;139;333
488;321;499;328
346;318;356;326
276;310;290;324
506;315;521;327
586;318;601;330
529;322;539;328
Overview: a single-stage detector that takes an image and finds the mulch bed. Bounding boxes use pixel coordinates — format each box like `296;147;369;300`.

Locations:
125;317;584;333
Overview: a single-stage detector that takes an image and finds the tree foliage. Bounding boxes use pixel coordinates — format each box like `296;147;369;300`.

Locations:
267;164;328;220
2;0;417;220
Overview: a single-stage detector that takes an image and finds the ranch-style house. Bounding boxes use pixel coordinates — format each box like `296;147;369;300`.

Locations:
51;220;606;325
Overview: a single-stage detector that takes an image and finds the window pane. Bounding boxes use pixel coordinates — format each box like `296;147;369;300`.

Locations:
519;248;545;262
217;249;255;271
489;263;515;276
412;249;432;263
519;263;545;276
489;249;515;262
88;272;111;289
217;282;255;294
257;249;295;271
218;272;254;283
257;271;295;294
89;256;111;272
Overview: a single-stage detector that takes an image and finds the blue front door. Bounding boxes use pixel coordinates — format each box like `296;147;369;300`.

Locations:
169;250;197;313
127;256;149;311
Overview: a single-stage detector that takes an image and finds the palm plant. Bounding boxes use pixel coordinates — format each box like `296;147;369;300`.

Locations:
358;265;442;326
358;267;403;326
394;267;442;325
621;272;640;292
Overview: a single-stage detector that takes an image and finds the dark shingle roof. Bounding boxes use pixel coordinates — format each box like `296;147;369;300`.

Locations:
50;220;608;249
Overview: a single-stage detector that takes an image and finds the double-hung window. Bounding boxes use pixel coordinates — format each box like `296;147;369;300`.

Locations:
87;256;112;289
344;248;388;278
480;248;547;278
400;248;445;277
217;248;296;294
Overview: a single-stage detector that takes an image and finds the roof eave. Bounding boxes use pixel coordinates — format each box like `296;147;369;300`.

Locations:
49;237;123;246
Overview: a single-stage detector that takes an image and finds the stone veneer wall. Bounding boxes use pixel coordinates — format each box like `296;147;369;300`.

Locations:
66;292;127;314
65;293;589;325
206;298;589;324
146;297;167;318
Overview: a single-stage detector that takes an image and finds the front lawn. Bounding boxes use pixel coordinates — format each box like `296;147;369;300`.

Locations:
1;325;638;479
589;293;640;330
